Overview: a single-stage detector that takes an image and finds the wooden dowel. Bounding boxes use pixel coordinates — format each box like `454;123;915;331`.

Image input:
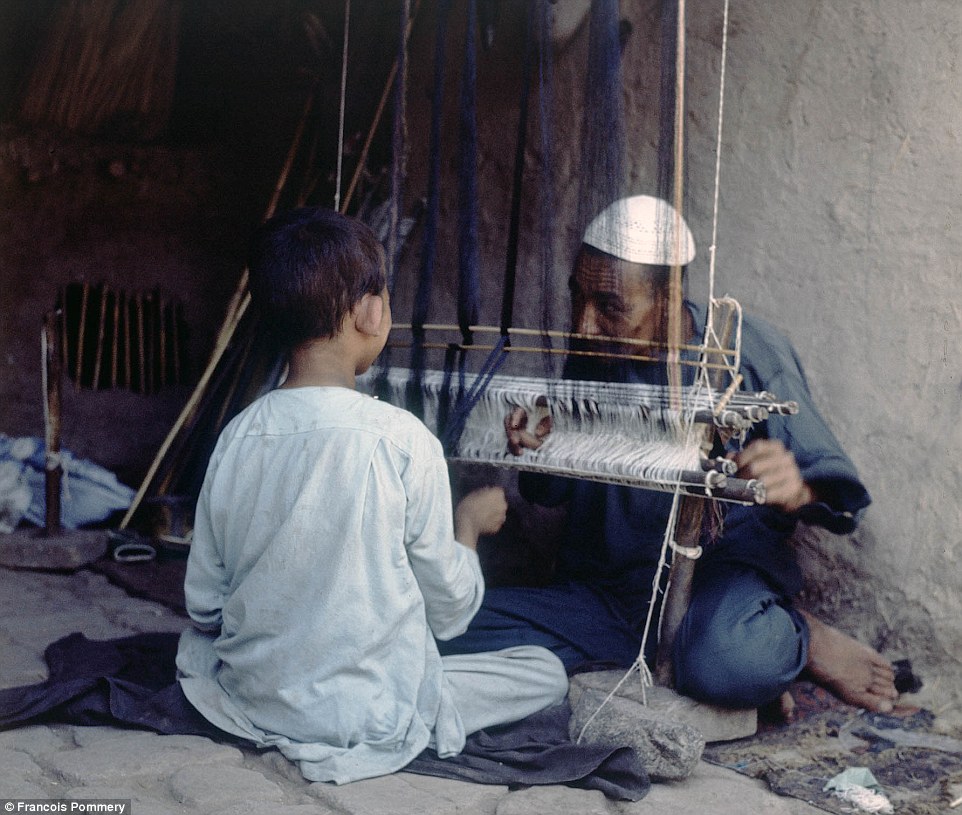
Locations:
655;302;737;686
339;0;422;214
92;284;108;389
391;322;737;358
171;300;181;385
59;287;68;378
145;292;156;393
75;280;89;390
42;311;62;536
119;295;251;529
111;287;120;388
122;289;132;388
158;295;167;388
136;291;146;394
383;340;739;373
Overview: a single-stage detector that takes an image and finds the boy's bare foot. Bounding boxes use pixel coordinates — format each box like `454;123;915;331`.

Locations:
800;609;898;713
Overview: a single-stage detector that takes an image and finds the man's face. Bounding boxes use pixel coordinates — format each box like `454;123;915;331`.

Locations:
570;250;661;348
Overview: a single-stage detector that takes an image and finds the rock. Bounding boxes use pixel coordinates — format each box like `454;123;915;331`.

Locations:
0;528;107;570
569;671;757;743
569;688;705;782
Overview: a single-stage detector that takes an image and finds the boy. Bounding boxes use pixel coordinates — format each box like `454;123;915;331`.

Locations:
175;208;568;784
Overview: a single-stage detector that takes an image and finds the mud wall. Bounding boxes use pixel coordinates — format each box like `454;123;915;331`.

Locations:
396;0;961;718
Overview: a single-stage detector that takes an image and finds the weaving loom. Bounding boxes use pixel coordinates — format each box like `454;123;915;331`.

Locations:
358;366;797;504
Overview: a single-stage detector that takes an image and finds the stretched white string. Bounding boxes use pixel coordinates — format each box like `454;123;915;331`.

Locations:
333;0;351;212
705;0;731;321
579;0;736;727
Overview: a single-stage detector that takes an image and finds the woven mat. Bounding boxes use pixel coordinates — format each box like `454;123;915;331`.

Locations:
703;682;962;814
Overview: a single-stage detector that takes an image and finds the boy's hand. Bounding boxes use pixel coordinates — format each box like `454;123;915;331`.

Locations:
730;439;815;513
454;487;508;551
505;407;552;456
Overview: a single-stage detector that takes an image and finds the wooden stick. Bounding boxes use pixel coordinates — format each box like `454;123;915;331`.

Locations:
119;295;251;529
122;289;132;388
121;83;318;526
92;284;108;389
75;280;89;390
338;0;422;215
655;301;737;686
383;339;739;374
392;322;737;357
42;311;63;536
136;291;146;394
171;300;181;385
158;295;168;388
145;292;156;393
111;286;120;388
59;286;68;378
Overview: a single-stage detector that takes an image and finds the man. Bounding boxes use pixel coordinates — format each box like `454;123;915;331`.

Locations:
439;195;898;718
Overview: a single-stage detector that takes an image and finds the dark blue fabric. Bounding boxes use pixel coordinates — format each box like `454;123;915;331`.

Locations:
674;564;810;707
0;632;649;800
441;303;870;706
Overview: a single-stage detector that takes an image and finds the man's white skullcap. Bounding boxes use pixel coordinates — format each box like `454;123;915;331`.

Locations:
582;195;696;266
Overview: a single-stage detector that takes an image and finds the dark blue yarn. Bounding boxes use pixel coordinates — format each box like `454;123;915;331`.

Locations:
457;0;481;342
440;336;510;454
411;0;451;333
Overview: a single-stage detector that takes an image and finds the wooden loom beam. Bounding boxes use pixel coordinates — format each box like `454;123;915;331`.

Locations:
654;300;737;686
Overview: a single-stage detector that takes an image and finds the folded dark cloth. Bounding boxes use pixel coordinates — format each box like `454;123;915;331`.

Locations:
0;632;649;801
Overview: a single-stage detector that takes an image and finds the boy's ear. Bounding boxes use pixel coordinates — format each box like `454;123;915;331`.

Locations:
354;292;384;336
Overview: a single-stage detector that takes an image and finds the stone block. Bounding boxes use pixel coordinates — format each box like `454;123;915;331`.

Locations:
39;732;244;786
168;764;286;809
569;671;757;743
569;688;705;782
0;528;107;570
495;786;610;815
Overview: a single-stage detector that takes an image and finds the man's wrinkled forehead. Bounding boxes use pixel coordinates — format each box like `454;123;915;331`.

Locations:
573;249;659;296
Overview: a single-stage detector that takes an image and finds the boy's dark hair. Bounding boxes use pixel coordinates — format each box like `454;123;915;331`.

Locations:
247;207;386;350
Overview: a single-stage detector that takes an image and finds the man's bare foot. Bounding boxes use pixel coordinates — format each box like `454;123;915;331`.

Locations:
800;610;898;713
777;690;797;723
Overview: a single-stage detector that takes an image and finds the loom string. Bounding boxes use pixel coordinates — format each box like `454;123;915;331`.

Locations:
576;0;737;739
536;0;556;381
456;0;480;343
386;0;410;292
404;0;452;421
332;0;350;213
499;0;535;340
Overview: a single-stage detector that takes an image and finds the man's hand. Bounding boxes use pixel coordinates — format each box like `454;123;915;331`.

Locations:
454;486;508;551
731;439;815;513
504;407;552;456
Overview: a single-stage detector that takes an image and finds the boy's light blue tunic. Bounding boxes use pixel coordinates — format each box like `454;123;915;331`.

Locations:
176;387;485;784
